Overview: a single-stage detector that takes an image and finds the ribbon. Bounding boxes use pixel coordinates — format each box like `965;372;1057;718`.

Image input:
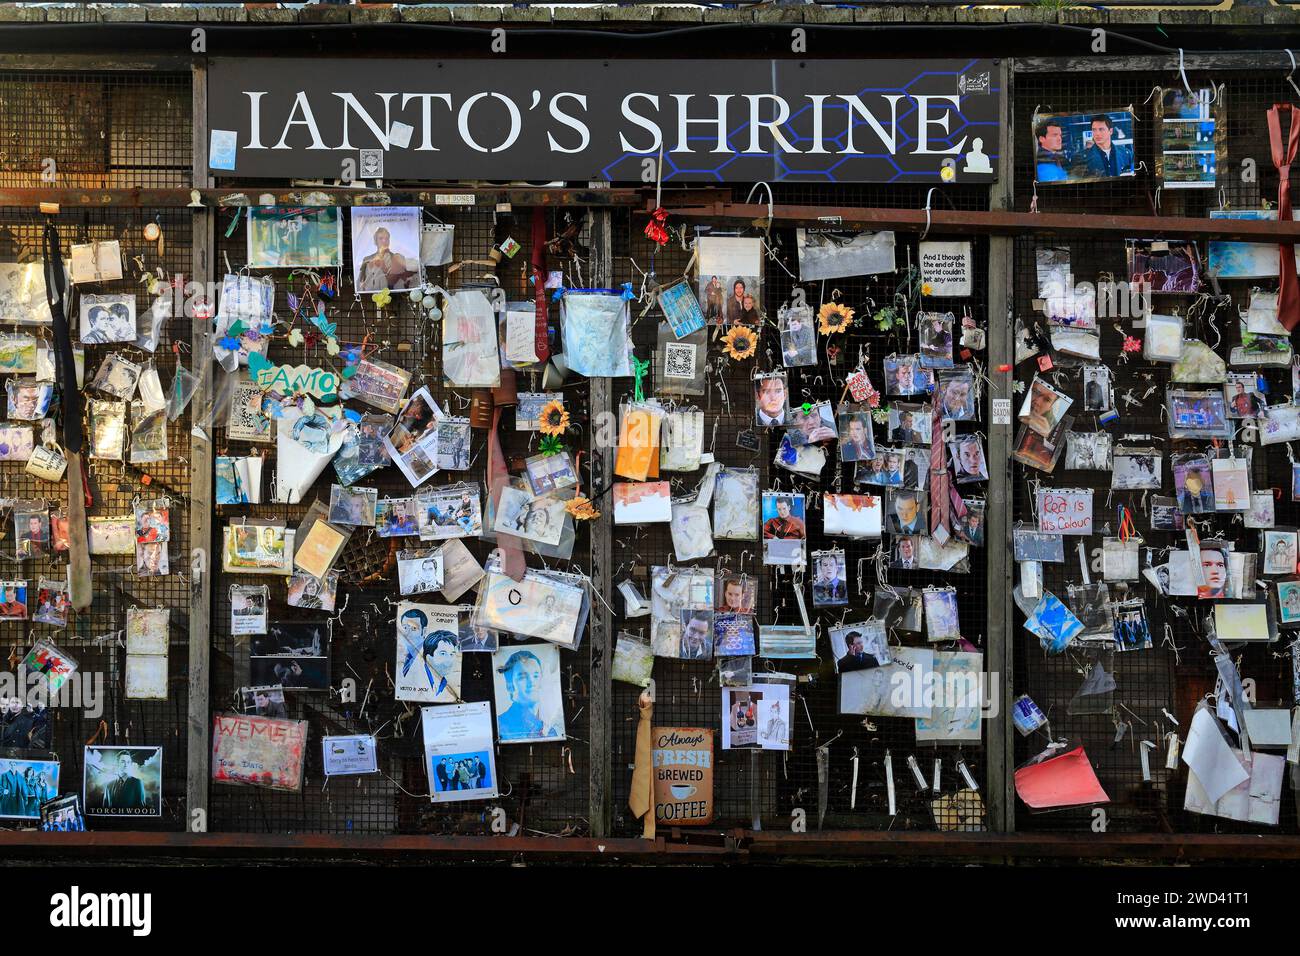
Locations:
530;207;551;363
486;404;527;582
928;399;950;535
1267;104;1300;331
632;354;651;403
644;207;670;247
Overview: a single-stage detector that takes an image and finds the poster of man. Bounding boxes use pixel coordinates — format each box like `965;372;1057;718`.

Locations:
351;206;421;293
491;643;566;744
394;602;462;704
83;745;162;818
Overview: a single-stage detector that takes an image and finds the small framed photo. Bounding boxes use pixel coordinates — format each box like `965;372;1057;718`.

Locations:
79;293;137;345
287;569;339;612
883;355;933;397
810;549;848;607
830;621;891;672
1112;448;1163;490
6;380;53;421
754;372;789;427
937;368;977;421
525;450;578;496
1063;430;1113;471
1082;365;1111;412
339;355;411;414
1019;377;1072;437
888;403;931;445
837;411;876;463
89;353;141;401
786;401;837;447
375;497;418;537
398;550;444;595
918;312;955;369
0;425;33;461
1173;456;1215;514
1262;530;1298;576
949;434;989;483
885;489;928;535
1167;389;1231;440
779;306;817;367
1225;375;1264;419
1012;420;1069;474
328;484;378;527
1276;579;1300;628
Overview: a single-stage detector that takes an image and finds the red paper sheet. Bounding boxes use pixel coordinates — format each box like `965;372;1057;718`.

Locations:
1014;746;1110;809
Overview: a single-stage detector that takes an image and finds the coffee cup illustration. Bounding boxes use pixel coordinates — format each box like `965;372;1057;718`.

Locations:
670;784;696;799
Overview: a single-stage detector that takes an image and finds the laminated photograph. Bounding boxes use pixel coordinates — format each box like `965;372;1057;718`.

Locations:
837;410;876;463
796;229;894;281
612;632;654;687
333;413;392;486
887;403;931;446
1167;389;1232;440
23;637;74;692
1033;109;1136;184
0;754;57;820
937;368;977;422
1212;457;1251;512
950;433;990;483
6;380;53;421
434;417;471;472
786;401;837;447
916;652;983;744
89;353;141;401
477;569;585;648
125;654;168;700
676;609;713;661
68;239;122;283
274;405;346;503
1019;377;1072;438
240;685;287;717
496;485;568;543
1128;240;1202;295
919;535;971;572
526;449;578;496
321;735;378;777
89;516;136;555
0;424;33;462
754;371;789;426
1261;403;1300;445
1213;602;1273;643
924;587;963;641
247;205;343;268
761;492;806;566
1112;448;1163;490
417;483;483;540
830;621;891;672
339;354;411;414
670;500;714;562
713;612;756;657
293;510;348;580
351;206;421;292
660;408;704;472
841;646;934;719
381;387;442;487
810;549;848;606
211;713;307;792
424;701;499;801
822;492;882;538
697;236;763;324
884;354;934;396
492;643;566;743
230;584;269;636
779;304;817;367
287;569;339;612
0;261;59;325
613;481;672;526
79;293;136;345
375;496;418;537
128;401;168;465
395;602;462;704
32;578;69;627
222;521;295;575
774;432;827;478
658;278;706;339
249;623;330;691
722;679;791;751
1063;431;1113;471
712;468;759;541
397;550;445;596
328;484;378;527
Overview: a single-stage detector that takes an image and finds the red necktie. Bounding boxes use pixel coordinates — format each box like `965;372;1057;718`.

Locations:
1268;104;1300;331
929;399;948;534
530;207;551;362
486;405;526;581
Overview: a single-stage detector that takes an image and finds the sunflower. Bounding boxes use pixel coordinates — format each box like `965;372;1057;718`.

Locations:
921;282;934;297
565;496;600;521
538;400;570;436
818;302;855;335
721;324;757;360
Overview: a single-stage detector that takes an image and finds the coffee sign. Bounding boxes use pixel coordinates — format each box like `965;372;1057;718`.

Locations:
652;726;714;826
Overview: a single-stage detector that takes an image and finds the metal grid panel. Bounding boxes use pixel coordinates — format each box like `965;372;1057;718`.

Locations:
208;206;596;835
1011;70;1300;833
0;68;193;830
608;183;992;834
0;72;192;189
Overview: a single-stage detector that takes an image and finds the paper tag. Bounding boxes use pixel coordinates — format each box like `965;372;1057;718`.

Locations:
992;398;1011;425
434;194;476;206
736;429;760;452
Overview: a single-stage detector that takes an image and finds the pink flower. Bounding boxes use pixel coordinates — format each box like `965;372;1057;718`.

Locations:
1122;336;1142;353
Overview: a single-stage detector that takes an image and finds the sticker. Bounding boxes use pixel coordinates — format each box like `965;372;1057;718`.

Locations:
210;130;237;171
992;398;1011;425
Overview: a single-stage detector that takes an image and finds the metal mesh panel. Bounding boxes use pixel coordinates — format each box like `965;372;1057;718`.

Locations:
0;68;193;829
608;184;992;834
1011;70;1300;833
0;72;191;189
208;206;595;835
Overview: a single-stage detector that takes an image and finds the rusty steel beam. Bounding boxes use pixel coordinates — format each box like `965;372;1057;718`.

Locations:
0;186;729;210
2;829;1300;862
657;200;1300;242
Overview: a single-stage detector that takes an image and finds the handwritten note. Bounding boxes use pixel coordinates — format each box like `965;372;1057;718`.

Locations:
1037;489;1094;535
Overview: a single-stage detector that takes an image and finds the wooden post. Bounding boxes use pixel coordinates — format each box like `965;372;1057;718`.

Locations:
186;57;215;834
586;208;615;838
984;57;1016;835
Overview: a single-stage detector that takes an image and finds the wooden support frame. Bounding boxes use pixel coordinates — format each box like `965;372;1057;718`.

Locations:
586;208;615;838
984;58;1016;836
186;58;215;835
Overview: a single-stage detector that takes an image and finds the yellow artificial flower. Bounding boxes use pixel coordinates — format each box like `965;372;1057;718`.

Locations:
818;302;855;335
921;282;934;297
565;496;600;521
538;399;571;436
721;324;757;360
372;289;392;309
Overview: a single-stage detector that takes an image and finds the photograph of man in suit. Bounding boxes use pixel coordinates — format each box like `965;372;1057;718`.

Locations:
101;751;148;811
836;630;883;672
889;492;924;534
496;650;561;741
891;410;923;445
1079;115;1132;179
839;414;875;462
812;553;847;606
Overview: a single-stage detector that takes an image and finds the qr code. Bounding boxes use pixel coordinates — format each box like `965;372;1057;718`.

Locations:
359;148;383;179
664;342;696;380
